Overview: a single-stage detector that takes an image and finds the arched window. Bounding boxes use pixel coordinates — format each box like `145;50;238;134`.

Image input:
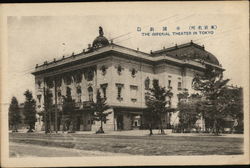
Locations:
88;86;93;101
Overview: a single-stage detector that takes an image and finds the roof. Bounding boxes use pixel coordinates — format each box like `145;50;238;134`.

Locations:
32;42;223;76
152;41;220;65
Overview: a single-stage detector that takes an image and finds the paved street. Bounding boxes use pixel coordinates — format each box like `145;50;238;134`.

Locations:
9;132;244;157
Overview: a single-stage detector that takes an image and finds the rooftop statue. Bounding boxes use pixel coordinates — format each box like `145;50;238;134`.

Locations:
99;26;104;36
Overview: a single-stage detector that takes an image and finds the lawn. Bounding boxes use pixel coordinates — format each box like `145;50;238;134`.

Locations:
9;133;243;156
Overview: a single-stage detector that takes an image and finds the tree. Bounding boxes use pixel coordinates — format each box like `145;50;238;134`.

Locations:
9;97;21;132
192;67;231;135
23;90;37;132
145;79;173;135
62;87;76;133
92;89;111;133
44;89;53;133
177;93;202;133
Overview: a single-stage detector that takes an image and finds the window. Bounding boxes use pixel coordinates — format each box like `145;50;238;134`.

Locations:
46;78;54;88
88;86;93;101
100;83;108;99
37;95;41;103
84;68;94;81
64;74;72;85
117;65;123;75
168;80;172;89
178;82;182;90
74;72;82;83
131;68;137;77
37;81;41;88
76;86;82;102
55;76;62;87
168;80;171;86
144;77;150;90
130;85;138;102
116;83;124;101
66;87;71;97
101;65;107;75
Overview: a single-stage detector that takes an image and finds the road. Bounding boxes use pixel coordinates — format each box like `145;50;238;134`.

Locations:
9;132;244;157
9;142;132;157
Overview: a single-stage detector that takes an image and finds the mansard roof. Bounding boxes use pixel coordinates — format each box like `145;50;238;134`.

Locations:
152;41;220;66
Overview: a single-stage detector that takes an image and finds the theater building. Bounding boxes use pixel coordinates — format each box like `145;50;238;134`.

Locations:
32;27;223;131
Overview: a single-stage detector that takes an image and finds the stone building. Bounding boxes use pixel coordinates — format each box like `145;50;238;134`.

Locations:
32;27;223;131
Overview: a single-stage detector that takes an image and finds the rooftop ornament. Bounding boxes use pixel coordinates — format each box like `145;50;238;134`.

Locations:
92;26;109;48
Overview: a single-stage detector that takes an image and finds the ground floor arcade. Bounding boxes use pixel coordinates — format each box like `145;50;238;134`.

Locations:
36;106;173;132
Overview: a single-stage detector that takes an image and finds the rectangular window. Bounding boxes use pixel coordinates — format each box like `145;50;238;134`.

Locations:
130;85;138;102
178;82;182;90
37;95;41;104
168;80;172;89
100;83;108;99
116;83;124;101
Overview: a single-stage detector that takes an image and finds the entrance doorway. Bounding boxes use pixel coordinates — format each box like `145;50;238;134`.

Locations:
76;116;81;131
117;114;123;130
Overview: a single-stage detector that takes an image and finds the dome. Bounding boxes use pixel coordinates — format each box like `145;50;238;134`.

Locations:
152;42;220;66
92;26;109;48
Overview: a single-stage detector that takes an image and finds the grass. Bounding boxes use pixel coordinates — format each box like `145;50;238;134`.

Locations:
9;133;243;156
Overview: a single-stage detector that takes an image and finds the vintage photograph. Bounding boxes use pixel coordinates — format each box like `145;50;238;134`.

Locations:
1;2;249;167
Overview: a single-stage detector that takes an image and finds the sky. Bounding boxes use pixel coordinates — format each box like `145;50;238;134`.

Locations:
5;2;249;104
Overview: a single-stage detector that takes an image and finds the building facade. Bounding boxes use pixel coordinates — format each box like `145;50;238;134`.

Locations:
32;27;223;131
